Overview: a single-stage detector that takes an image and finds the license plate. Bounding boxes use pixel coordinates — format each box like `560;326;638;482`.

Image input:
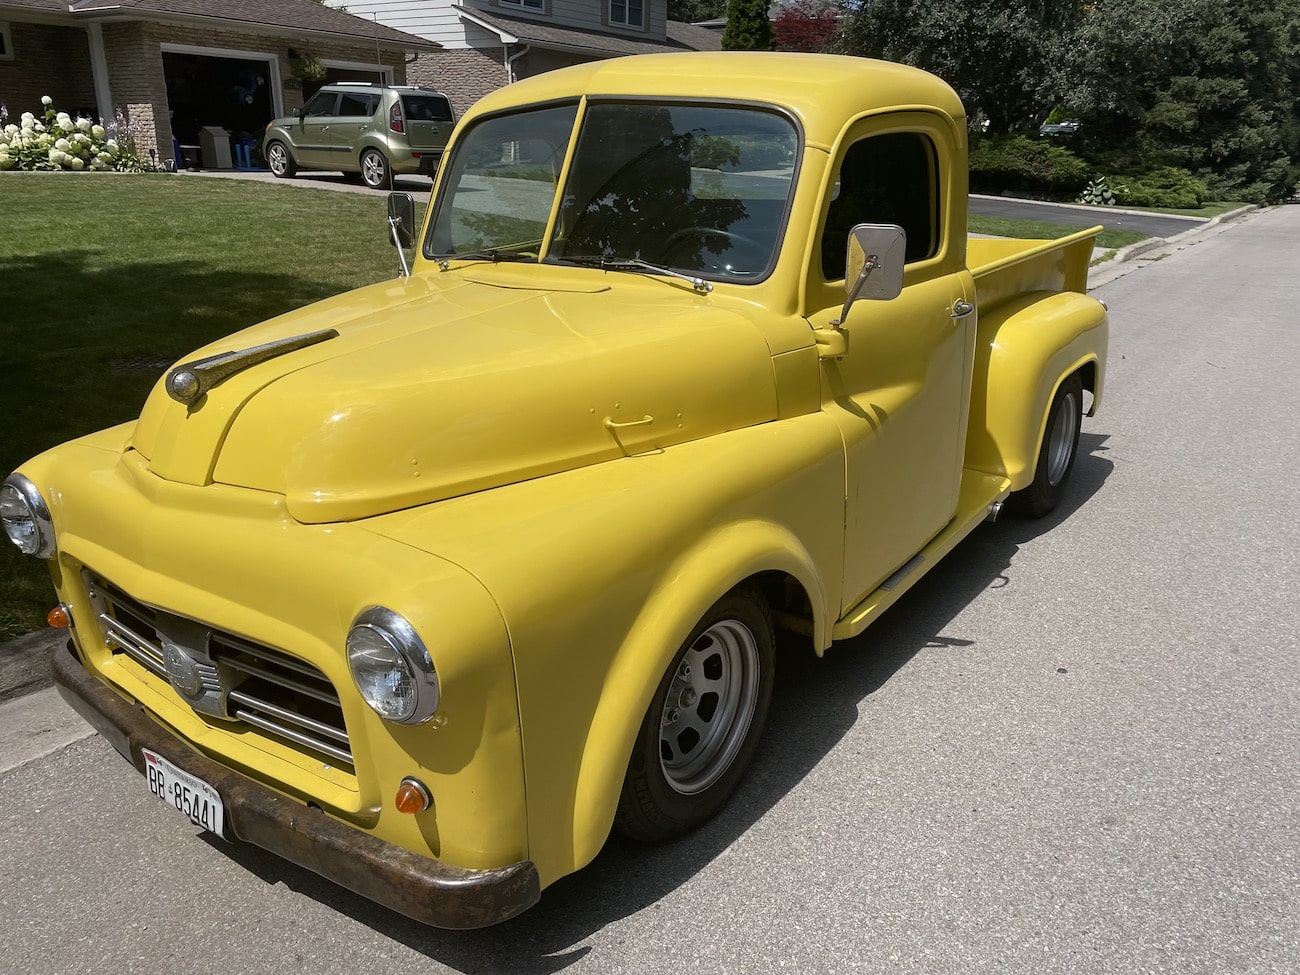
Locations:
142;748;225;837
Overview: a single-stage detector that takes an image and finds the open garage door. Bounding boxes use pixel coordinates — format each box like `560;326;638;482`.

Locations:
162;49;276;150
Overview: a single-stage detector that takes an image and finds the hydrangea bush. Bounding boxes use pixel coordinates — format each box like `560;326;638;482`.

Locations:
0;95;152;173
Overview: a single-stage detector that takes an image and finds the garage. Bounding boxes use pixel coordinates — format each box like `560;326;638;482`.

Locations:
162;47;278;151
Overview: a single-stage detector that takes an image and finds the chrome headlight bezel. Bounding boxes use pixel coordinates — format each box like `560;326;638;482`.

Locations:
345;606;440;725
1;473;56;560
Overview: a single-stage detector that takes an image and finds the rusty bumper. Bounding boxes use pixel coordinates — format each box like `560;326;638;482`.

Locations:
52;640;540;929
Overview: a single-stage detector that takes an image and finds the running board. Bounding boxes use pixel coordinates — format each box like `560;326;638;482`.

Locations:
831;470;1011;641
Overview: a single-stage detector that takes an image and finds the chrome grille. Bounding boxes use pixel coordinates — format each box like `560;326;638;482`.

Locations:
85;571;353;771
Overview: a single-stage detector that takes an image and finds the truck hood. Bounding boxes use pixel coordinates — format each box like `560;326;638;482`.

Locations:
131;268;783;523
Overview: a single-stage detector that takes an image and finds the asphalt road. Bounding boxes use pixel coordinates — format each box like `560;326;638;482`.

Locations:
2;206;1297;974
969;194;1205;238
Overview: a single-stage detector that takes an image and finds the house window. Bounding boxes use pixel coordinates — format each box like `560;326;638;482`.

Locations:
499;0;545;12
609;0;644;28
0;23;14;60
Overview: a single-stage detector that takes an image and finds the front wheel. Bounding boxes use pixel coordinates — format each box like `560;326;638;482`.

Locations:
359;148;392;190
1014;372;1084;517
615;586;775;841
265;140;296;178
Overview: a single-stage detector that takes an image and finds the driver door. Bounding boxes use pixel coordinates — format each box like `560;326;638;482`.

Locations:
813;119;976;612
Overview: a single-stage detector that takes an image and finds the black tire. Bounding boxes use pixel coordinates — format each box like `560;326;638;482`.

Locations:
615;585;775;842
265;140;296;179
360;148;392;190
1014;372;1084;517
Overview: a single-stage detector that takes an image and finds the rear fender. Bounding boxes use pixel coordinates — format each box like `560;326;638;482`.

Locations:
567;520;826;871
966;290;1107;490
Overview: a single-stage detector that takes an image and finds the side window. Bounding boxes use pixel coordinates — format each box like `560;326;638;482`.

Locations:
821;132;939;279
301;91;338;118
338;92;377;117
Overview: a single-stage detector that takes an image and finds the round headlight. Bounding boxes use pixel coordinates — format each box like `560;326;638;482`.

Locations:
346;607;440;724
1;474;56;560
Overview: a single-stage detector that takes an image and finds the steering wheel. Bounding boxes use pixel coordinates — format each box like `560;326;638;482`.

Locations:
660;226;768;273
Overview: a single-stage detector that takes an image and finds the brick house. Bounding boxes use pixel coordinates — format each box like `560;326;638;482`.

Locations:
325;0;721;117
0;0;437;163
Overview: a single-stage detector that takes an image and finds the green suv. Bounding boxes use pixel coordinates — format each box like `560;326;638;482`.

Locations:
263;83;455;189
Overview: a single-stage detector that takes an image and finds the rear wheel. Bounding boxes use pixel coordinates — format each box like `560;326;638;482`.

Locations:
265;140;296;178
1015;372;1084;517
615;586;774;841
360;148;392;190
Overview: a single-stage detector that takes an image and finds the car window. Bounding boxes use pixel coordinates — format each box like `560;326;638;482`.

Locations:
338;92;378;117
821;132;939;279
402;95;454;123
301;91;338;118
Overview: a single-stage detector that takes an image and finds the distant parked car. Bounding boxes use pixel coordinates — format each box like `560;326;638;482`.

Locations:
1039;120;1081;137
263;83;455;189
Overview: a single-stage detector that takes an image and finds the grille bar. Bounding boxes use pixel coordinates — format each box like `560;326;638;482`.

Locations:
99;613;166;676
228;689;351;745
232;706;355;765
220;655;341;707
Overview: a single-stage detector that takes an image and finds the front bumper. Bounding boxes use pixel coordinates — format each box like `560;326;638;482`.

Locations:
53;639;540;929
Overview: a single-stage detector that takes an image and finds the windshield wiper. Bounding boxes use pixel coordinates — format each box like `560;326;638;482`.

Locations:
558;255;713;294
435;249;535;268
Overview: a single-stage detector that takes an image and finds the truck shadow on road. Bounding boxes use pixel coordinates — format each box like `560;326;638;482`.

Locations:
212;434;1113;972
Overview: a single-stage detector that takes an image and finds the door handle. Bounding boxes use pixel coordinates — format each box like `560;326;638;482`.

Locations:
950;299;975;319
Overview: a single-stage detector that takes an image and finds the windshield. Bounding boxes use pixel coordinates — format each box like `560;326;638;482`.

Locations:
427;101;799;282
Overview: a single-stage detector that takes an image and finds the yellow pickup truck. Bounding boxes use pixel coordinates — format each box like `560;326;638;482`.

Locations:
2;52;1106;928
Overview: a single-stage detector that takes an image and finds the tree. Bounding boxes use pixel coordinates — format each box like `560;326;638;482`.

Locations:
835;0;1082;132
773;0;839;53
1065;0;1300;203
722;0;775;51
669;0;727;22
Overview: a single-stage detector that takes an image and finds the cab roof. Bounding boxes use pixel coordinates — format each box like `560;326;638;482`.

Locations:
465;52;966;149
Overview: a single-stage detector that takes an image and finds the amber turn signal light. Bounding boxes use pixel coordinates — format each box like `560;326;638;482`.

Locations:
394;777;432;815
47;604;71;628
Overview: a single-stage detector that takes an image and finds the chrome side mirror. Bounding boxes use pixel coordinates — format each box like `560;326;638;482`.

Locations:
386;191;416;277
832;224;906;325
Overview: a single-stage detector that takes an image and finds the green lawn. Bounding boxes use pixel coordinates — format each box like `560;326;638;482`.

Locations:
968;214;1148;250
0;173;421;639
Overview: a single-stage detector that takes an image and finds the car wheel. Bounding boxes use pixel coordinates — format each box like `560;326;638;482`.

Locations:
265;140;296;179
615;585;774;841
360;148;392;190
1015;372;1084;517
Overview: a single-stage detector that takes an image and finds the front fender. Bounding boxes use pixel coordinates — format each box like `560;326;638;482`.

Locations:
569;518;827;869
966;290;1108;489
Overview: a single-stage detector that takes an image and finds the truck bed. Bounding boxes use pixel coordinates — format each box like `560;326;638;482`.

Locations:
968;225;1102;313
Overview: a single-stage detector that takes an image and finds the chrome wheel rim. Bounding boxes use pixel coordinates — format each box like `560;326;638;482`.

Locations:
268;143;288;176
659;619;761;796
361;151;387;187
1046;390;1080;486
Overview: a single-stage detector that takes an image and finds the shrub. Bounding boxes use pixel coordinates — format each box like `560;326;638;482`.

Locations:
1110;167;1208;208
969;135;1091;198
0;95;151;173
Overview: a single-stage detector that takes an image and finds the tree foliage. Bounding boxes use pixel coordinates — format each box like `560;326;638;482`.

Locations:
835;0;1079;133
836;0;1300;203
722;0;775;51
668;0;727;22
773;0;840;53
1065;0;1300;203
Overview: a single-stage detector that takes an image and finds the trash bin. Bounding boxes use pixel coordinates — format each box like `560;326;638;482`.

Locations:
198;126;233;169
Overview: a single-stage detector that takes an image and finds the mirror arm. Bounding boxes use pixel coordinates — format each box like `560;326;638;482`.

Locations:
831;254;880;326
388;216;411;278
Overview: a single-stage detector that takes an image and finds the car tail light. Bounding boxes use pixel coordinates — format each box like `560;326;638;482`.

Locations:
389;101;404;134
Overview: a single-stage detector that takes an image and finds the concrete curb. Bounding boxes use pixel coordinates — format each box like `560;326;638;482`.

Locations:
1089;204;1259;290
0;627;63;704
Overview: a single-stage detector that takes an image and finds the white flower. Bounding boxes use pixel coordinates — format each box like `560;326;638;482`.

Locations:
41;95;53;107
69;156;85;171
91;124;106;140
76;117;92;133
48;149;66;166
55;137;70;151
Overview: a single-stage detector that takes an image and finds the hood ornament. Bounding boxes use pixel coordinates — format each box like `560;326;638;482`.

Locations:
165;329;340;406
